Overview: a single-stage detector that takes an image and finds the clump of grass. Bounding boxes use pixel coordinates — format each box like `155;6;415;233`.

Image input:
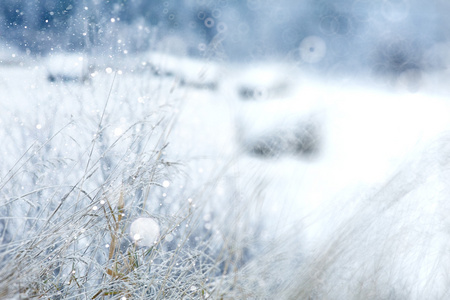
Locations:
0;66;273;299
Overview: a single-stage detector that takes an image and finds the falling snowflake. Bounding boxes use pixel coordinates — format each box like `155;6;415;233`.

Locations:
130;217;160;247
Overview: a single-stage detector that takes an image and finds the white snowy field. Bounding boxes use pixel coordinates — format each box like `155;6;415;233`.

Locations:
1;51;450;298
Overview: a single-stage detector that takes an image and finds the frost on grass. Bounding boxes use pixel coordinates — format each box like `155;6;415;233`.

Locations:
0;56;264;300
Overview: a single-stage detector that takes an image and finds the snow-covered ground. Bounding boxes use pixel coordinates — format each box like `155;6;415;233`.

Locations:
2;51;450;298
159;55;450;298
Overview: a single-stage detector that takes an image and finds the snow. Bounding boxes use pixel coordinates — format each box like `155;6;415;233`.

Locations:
45;53;89;82
140;51;221;88
2;54;450;233
162;180;170;188
3;0;450;297
231;75;450;242
130;217;160;247
26;52;450;240
3;49;450;298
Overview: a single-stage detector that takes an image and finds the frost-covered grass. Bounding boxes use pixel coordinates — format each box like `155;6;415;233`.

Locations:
0;56;264;299
2;52;450;299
